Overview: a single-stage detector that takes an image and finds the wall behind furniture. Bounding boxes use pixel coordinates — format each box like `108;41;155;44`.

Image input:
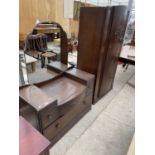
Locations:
55;0;70;35
19;0;56;38
19;0;92;39
20;0;129;40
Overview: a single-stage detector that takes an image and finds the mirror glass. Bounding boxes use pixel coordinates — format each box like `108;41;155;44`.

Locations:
123;9;135;45
19;50;28;86
19;21;62;85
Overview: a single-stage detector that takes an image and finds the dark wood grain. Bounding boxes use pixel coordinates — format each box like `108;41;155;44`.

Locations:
77;7;107;75
47;61;73;73
98;6;128;97
39;77;86;106
19;116;50;155
19;85;57;111
28;68;59;84
19;65;94;146
77;6;128;103
48;106;91;147
66;68;95;81
43;93;88;141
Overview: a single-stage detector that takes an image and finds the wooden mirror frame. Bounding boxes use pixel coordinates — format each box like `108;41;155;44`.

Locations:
32;21;68;65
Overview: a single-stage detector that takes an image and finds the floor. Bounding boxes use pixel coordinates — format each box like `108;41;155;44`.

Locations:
49;64;135;155
127;134;135;155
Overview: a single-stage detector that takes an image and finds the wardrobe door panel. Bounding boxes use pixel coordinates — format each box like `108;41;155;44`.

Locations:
99;6;128;97
77;7;106;74
93;7;113;102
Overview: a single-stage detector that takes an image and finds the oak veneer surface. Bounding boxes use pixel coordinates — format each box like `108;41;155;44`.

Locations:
28;68;59;84
19;116;50;155
99;6;128;97
20;85;56;111
77;7;107;75
66;68;95;81
19;67;94;145
77;6;128;102
28;61;72;85
77;7;109;103
47;61;72;72
43;94;88;141
39;77;86;106
20;104;40;130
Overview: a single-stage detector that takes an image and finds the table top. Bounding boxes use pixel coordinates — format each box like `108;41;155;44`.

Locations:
48;61;72;72
19;116;50;155
25;54;37;64
40;76;86;106
19;85;56;111
28;68;59;84
42;52;56;58
120;45;135;61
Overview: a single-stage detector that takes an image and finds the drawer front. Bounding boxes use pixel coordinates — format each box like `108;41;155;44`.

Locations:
43;99;90;140
40;105;59;129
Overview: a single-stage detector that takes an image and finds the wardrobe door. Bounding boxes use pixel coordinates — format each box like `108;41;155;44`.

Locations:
77;7;112;103
77;7;107;74
93;7;113;102
99;6;128;97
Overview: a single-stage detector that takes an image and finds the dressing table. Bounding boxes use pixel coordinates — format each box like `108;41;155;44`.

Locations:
19;61;94;146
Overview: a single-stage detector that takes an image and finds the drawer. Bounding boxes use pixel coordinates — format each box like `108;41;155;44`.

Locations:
43;99;90;140
39;103;60;129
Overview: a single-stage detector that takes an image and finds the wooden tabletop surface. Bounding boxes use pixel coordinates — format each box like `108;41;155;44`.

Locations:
40;76;86;106
42;52;56;58
120;45;135;61
19;85;56;111
19;116;50;155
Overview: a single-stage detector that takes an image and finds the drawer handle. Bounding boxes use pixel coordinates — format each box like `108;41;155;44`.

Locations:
55;123;59;128
48;114;53;119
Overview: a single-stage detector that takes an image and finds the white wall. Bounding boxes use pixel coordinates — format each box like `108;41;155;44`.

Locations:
81;0;129;6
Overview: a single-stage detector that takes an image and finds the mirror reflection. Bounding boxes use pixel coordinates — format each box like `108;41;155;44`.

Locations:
19;50;28;86
19;21;69;85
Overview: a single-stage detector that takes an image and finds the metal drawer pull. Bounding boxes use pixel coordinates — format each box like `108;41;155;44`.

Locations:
55;123;59;128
